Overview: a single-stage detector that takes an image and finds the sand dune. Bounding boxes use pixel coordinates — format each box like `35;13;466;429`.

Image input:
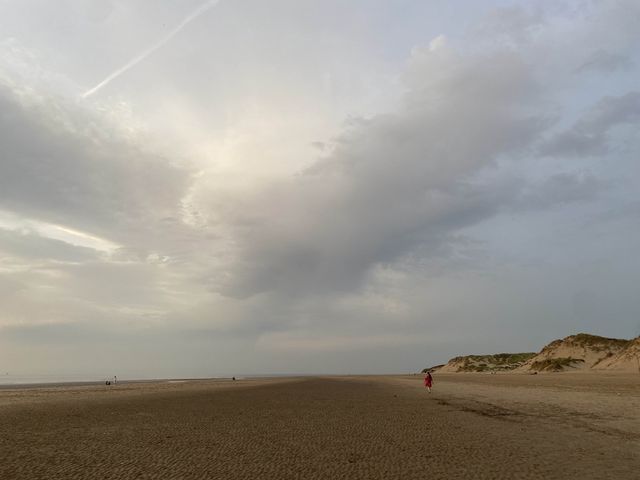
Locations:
1;375;638;479
518;333;634;372
431;333;640;374
436;352;535;373
594;337;640;372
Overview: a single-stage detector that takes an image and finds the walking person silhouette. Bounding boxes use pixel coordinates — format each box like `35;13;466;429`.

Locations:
424;371;433;393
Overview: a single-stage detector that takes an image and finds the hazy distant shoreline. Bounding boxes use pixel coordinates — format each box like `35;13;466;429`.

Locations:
0;378;191;390
0;373;311;390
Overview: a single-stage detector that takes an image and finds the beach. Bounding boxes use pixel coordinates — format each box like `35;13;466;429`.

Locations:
1;374;638;479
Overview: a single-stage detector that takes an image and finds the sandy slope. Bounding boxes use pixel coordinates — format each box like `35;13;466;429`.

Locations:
1;375;638;479
436;352;534;373
594;338;640;372
517;334;632;372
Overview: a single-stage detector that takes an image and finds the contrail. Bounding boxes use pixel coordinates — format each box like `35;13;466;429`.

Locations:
83;0;219;98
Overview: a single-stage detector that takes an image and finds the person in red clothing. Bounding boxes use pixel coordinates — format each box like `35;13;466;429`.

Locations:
424;371;433;393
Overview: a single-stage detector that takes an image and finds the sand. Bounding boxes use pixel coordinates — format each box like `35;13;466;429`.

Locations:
1;374;638;479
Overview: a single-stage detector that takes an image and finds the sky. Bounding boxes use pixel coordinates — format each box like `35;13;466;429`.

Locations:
0;0;639;379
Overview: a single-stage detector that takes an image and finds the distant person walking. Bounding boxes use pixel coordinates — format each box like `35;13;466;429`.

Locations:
424;371;433;393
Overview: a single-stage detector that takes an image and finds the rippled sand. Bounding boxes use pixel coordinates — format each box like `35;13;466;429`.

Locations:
1;374;638;479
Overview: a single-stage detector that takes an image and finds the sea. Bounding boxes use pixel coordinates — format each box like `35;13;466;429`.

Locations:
0;372;302;389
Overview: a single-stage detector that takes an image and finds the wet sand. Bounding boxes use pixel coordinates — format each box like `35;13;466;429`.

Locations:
1;374;638;479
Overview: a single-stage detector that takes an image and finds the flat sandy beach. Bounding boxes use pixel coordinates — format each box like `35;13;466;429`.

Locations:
1;374;638;479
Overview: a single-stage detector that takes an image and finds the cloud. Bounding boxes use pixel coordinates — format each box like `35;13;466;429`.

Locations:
575;50;633;74
1;0;640;375
541;91;640;157
516;172;602;210
0;78;195;252
256;331;426;353
0;228;101;262
204;41;547;298
475;5;545;45
0;74;211;335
